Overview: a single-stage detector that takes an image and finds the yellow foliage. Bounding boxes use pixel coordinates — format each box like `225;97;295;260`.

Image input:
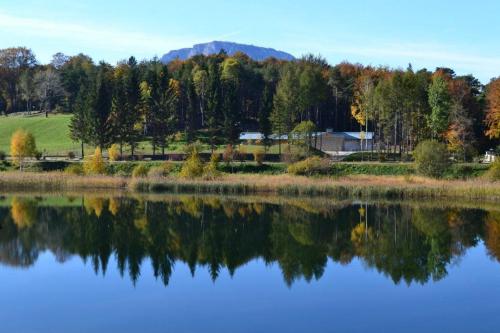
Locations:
108;144;120;161
203;152;221;179
108;198;120;216
83;147;107;175
132;164;148;178
180;148;204;179
350;103;366;126
11;197;37;229
351;223;373;253
10;129;37;170
84;197;105;217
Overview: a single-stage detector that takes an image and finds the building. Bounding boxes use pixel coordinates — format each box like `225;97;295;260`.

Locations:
313;130;374;152
484;150;498;163
240;130;374;153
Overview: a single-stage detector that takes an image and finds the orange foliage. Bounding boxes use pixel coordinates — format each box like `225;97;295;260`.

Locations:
485;212;500;262
486;78;500;139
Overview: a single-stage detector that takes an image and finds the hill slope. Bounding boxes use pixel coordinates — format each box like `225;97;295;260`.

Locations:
161;41;295;63
0;114;74;155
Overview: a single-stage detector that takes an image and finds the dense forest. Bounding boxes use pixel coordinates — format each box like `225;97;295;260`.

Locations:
1;47;499;159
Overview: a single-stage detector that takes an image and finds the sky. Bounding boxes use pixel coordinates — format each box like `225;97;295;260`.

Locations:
1;0;499;82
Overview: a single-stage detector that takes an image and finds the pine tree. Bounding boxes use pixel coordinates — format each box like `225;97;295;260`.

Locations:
69;83;92;157
258;84;273;148
125;57;142;157
88;62;114;149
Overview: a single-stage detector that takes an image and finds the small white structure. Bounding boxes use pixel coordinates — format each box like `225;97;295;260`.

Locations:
484;150;498;163
239;132;264;141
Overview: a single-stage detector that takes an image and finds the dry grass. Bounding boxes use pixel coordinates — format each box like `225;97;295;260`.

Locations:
0;171;128;192
1;171;499;201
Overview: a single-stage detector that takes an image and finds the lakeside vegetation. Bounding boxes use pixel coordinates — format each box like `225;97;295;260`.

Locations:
1;47;500;160
1;171;499;202
1;47;499;199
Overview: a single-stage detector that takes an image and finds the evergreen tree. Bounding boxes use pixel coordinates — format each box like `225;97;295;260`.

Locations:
258;84;273;148
125;57;142;157
88;62;114;149
69;84;92;157
428;75;451;139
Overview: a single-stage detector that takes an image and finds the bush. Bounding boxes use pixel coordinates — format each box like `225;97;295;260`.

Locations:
65;163;84;175
485;159;500;181
108;144;120;161
83;147;107;175
180;148;204;178
0;151;6;161
287;157;331;176
253;147;265;166
132;164;149;178
413;140;451;178
223;144;234;165
148;162;175;178
203;152;221;179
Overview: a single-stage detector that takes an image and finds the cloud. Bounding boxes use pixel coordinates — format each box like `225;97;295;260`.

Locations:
0;11;197;55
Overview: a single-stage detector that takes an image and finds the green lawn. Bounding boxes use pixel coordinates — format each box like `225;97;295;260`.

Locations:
0;114;75;155
0;113;289;156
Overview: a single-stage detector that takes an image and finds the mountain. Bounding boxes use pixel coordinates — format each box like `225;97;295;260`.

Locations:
161;41;295;63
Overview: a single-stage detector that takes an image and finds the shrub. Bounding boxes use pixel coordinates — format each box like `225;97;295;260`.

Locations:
413;140;450;178
148;162;175;178
485;159;500;181
203;152;221;179
180;148;204;178
83;147;107;175
65;163;84;175
253;147;265;166
223;144;234;165
0;151;5;161
108;144;120;161
287;157;331;176
132;164;149;178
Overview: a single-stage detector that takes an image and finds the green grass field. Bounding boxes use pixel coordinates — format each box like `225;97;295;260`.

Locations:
0;114;76;155
0;113;290;156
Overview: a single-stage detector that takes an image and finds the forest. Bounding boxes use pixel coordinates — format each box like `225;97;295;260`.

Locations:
1;46;499;160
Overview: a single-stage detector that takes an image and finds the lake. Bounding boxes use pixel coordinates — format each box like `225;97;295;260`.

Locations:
0;194;499;333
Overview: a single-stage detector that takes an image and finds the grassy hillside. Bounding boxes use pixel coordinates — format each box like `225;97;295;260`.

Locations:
0;114;76;155
0;113;290;156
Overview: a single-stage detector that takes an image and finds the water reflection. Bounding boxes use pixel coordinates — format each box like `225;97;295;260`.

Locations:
0;195;498;287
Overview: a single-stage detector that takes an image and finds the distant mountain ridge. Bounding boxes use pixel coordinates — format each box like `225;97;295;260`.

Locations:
161;41;295;63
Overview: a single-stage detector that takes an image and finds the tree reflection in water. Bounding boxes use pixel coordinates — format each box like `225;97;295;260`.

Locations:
0;195;496;286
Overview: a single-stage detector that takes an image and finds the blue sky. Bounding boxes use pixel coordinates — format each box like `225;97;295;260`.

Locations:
1;0;499;82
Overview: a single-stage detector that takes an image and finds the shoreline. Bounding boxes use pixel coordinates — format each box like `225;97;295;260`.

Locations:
0;171;499;202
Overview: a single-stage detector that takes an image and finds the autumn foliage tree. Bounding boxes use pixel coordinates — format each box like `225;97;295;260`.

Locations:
486;78;500;139
10;129;37;170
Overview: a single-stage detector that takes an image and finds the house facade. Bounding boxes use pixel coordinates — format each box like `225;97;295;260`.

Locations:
240;130;374;152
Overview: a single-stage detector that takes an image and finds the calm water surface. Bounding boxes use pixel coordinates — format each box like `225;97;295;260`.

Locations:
0;194;499;333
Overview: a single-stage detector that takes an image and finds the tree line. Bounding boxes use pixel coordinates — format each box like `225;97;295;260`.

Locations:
1;47;499;159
